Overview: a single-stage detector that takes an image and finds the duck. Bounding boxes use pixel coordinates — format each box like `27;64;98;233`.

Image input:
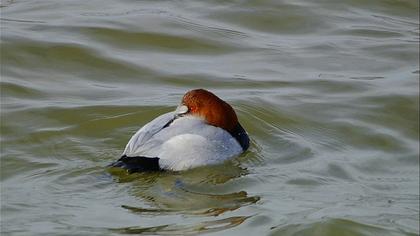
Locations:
109;89;249;172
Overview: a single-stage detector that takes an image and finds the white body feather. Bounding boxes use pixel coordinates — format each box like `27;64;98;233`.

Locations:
123;112;243;171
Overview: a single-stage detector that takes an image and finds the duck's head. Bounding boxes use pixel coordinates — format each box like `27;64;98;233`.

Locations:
175;89;238;132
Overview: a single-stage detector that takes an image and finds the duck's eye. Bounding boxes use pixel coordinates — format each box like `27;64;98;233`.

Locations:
175;104;189;115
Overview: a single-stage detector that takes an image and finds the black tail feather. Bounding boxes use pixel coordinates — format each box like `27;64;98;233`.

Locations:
108;155;161;173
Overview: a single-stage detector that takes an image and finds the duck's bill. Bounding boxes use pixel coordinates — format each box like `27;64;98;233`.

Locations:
175;104;188;116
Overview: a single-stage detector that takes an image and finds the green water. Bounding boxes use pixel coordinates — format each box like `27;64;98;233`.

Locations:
1;0;419;235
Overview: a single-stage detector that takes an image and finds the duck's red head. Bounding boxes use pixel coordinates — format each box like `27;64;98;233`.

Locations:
178;89;238;132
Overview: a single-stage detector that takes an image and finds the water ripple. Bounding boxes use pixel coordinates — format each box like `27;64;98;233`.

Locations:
1;0;418;235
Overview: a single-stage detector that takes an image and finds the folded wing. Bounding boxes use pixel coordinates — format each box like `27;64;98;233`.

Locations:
123;112;175;157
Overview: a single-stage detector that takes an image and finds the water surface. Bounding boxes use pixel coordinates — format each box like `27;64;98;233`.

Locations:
1;0;419;235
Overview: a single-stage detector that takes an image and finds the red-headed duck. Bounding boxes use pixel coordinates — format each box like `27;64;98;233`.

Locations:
110;89;249;172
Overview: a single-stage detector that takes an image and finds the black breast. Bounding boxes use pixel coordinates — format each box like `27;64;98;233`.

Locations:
229;123;250;151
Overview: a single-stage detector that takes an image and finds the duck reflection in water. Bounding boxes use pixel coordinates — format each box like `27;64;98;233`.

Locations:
108;162;260;235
